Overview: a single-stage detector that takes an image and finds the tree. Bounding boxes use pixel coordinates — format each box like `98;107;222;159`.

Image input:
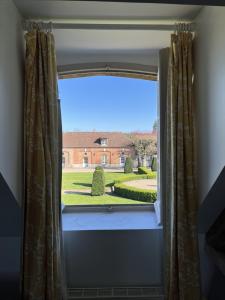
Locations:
152;120;158;133
124;157;133;173
132;135;157;167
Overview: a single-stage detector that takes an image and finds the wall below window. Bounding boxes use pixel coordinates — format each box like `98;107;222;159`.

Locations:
63;208;163;288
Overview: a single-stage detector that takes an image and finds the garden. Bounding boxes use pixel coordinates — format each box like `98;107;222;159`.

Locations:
62;158;157;206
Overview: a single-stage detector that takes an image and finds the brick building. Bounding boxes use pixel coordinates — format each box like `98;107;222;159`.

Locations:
62;131;156;169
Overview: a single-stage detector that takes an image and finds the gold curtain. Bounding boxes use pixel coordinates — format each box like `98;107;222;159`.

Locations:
22;29;66;300
164;31;201;300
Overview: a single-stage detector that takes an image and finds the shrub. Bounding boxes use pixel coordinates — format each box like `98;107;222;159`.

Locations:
114;183;157;203
124;157;133;173
91;170;105;196
114;174;148;184
138;167;156;179
151;157;157;171
95;165;104;171
138;166;151;174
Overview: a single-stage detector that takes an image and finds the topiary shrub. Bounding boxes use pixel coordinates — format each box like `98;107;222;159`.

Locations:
124;157;133;173
151;156;157;171
95;165;104;171
91;169;105;196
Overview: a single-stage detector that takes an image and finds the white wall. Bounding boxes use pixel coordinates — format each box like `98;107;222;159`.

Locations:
195;6;225;204
0;0;24;204
195;7;225;299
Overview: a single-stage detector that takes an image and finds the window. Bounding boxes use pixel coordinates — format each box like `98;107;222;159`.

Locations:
101;154;108;165
100;138;107;146
120;155;125;165
59;75;158;207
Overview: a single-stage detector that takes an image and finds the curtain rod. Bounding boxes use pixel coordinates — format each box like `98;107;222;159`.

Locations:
23;21;195;32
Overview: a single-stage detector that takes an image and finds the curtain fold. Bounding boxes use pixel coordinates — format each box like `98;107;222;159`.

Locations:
164;31;201;300
22;29;66;300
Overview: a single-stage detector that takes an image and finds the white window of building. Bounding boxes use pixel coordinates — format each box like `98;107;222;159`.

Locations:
101;138;107;146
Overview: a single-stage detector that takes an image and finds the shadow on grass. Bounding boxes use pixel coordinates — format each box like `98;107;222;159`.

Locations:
64;190;91;196
72;182;92;188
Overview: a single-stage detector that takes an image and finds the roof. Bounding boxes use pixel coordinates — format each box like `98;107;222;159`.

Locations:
63;132;133;148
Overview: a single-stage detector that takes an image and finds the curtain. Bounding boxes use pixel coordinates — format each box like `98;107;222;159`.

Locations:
21;28;66;300
164;31;201;300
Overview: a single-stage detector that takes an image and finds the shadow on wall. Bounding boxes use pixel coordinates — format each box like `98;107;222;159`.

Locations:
0;172;21;300
198;166;225;300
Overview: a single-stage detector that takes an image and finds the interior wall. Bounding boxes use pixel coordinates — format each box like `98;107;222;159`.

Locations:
0;0;24;204
195;6;225;299
195;6;225;204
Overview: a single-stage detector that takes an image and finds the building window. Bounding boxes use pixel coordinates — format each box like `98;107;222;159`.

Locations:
100;138;107;146
101;154;108;165
83;157;88;168
62;153;65;168
120;155;125;165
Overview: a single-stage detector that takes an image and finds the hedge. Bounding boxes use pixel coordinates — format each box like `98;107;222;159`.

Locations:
91;169;105;196
138;167;157;179
114;183;157;203
114;174;148;184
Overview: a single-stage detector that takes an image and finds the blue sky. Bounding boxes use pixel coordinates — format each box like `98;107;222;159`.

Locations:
58;76;158;132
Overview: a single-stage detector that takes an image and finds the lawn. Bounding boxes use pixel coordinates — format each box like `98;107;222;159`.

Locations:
62;193;146;205
62;171;150;205
62;172;135;190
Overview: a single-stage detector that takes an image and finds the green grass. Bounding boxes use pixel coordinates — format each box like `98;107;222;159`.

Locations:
62;172;137;190
62;171;156;206
62;192;146;205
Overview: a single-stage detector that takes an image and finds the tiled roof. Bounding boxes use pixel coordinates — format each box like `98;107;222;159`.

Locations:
63;132;133;148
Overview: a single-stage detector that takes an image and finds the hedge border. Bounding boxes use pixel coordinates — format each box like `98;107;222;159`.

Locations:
114;183;157;203
138;167;156;179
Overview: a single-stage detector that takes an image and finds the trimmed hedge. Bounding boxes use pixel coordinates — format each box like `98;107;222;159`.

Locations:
114;183;157;203
114;174;148;184
91;170;105;196
124;157;133;173
138;167;157;179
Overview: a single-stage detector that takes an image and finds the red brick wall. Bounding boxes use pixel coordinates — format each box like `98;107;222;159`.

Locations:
63;147;132;167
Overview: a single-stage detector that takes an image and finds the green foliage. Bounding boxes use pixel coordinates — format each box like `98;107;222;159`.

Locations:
106;173;157;187
124;157;133;173
151;157;157;171
114;174;149;184
138;167;156;179
95;165;104;171
91;170;105;196
114;183;157;203
138;166;151;174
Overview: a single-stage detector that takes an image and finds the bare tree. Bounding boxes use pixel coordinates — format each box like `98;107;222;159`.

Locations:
131;135;157;167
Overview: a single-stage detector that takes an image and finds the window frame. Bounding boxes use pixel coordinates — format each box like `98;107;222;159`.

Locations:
59;64;159;211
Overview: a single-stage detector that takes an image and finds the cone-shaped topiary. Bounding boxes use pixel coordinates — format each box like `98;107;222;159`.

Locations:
124;157;133;173
151;156;157;171
91;169;105;196
95;165;104;171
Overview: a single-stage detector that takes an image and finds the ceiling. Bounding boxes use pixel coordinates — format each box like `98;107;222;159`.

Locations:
14;1;203;68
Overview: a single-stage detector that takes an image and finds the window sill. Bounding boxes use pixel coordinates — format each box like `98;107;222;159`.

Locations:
62;205;162;231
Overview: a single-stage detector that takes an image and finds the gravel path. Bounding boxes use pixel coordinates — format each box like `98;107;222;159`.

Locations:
123;179;157;190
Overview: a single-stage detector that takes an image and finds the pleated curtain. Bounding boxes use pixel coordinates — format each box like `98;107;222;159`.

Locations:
164;30;201;300
21;28;66;300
